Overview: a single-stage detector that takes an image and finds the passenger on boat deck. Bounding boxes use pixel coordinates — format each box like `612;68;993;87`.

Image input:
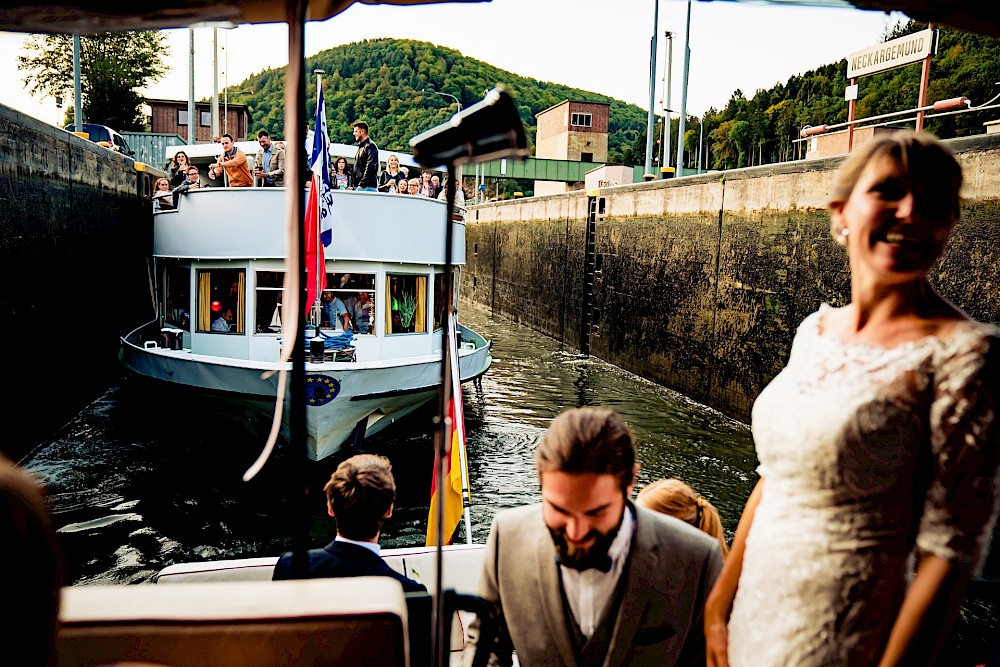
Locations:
0;455;63;667
172;167;201;205
253;130;285;187
636;478;730;558
407;178;420;196
352;121;380;191
272;454;426;592
378;154;406;193
168;150;190;187
211;307;233;332
395;178;409;195
321;292;351;332
152;177;174;211
208;133;253;187
463;407;723;667
431;174;441;197
331;156;355;190
353;292;373;334
437;175;466;207
417;171;436;197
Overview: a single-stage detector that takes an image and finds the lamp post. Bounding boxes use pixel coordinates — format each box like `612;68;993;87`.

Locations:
73;34;82;131
675;0;692;178
424;89;462;113
644;0;659;177
425;89;465;199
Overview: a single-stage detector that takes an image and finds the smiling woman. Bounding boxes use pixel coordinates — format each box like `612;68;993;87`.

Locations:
705;131;1000;667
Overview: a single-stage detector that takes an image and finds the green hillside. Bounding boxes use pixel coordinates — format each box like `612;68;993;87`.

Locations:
226;37;649;164
697;21;1000;170
227;24;1000;175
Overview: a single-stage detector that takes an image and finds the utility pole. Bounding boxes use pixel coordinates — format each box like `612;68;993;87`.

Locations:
644;0;659;176
661;31;673;174
188;27;195;145
675;0;692;178
212;28;220;140
72;34;82;131
697;114;704;171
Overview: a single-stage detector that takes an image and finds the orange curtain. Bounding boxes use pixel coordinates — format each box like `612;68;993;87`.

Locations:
197;272;211;331
414;276;427;333
235;271;246;333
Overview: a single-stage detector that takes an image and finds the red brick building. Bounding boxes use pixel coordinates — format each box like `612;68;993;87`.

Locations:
147;98;251;143
534;100;610;195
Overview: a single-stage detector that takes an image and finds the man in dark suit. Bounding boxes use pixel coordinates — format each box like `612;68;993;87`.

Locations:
272;454;425;593
463;407;723;667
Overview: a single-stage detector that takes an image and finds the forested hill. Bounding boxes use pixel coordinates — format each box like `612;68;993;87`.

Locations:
698;21;1000;170
229;24;1000;172
227;37;649;164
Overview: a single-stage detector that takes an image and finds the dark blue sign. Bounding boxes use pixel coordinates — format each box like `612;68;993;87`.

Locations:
306;375;341;406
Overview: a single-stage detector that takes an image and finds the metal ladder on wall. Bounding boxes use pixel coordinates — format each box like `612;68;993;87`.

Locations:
581;195;605;356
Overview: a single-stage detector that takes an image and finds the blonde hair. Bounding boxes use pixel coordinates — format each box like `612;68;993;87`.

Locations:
828;130;962;240
155;177;170;190
636;478;729;557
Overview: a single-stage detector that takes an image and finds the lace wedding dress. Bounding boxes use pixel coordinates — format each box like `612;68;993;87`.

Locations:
727;304;1000;666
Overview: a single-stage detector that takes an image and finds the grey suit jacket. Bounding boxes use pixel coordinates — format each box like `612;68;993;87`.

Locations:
464;502;723;667
253;144;285;186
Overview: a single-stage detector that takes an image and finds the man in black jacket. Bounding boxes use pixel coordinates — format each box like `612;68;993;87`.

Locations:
352;120;380;191
272;454;425;592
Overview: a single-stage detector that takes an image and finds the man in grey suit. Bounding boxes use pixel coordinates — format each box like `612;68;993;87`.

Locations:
464;407;723;667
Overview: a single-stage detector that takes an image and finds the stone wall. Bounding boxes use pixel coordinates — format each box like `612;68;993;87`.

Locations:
0;103;153;459
464;133;1000;423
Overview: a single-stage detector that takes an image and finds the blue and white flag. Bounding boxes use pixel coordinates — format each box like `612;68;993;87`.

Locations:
309;87;335;248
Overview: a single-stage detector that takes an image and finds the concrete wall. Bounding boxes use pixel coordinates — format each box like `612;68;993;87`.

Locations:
0;103;153;460
465;133;1000;423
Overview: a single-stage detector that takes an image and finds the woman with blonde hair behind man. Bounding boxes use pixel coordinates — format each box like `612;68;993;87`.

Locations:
637;478;729;557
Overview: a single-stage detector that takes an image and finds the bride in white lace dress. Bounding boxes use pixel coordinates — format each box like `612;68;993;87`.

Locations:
704;131;1000;667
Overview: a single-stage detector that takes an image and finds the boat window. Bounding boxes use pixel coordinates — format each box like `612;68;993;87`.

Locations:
386;274;427;335
196;268;246;334
434;273;444;331
322;272;376;335
164;264;191;331
255;271;284;334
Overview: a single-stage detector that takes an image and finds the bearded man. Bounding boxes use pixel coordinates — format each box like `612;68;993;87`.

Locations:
464;407;723;667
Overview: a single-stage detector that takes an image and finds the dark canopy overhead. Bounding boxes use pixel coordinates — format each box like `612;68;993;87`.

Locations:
1;0;486;33
0;0;997;36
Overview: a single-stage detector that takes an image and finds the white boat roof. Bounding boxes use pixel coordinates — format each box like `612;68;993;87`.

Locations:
166;141;423;169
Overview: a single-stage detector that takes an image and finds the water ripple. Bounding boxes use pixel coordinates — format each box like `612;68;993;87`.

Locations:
24;303;756;584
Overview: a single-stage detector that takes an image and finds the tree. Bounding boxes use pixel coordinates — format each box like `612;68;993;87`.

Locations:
19;31;169;131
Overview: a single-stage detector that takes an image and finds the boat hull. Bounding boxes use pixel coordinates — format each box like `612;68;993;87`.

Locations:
121;323;492;460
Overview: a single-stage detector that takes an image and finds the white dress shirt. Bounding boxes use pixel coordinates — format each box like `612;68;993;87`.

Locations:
558;506;635;639
335;535;380;555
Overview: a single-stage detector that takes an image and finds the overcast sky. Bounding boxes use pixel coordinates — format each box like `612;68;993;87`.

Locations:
0;0;905;129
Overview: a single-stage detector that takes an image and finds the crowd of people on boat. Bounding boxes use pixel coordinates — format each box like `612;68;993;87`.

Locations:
153;121;464;211
11;131;1000;666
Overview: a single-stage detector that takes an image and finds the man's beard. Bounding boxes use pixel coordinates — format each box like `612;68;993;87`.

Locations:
547;512;623;571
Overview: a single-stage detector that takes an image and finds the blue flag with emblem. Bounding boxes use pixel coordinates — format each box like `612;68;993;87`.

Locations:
309;88;334;248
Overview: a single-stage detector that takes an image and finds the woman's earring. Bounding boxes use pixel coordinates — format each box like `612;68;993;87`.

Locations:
837;226;849;246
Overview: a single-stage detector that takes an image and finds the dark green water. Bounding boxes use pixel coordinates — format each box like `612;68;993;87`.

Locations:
22;303;755;586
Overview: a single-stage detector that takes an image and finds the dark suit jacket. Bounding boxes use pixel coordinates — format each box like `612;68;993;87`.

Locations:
463;502;723;667
272;540;427;593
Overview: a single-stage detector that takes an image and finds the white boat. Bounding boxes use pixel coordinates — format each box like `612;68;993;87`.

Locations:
120;147;491;461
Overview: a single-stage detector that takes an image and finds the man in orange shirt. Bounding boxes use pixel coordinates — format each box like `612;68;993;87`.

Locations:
208;133;253;187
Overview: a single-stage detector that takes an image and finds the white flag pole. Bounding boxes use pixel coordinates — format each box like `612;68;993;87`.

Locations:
312;69;324;325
